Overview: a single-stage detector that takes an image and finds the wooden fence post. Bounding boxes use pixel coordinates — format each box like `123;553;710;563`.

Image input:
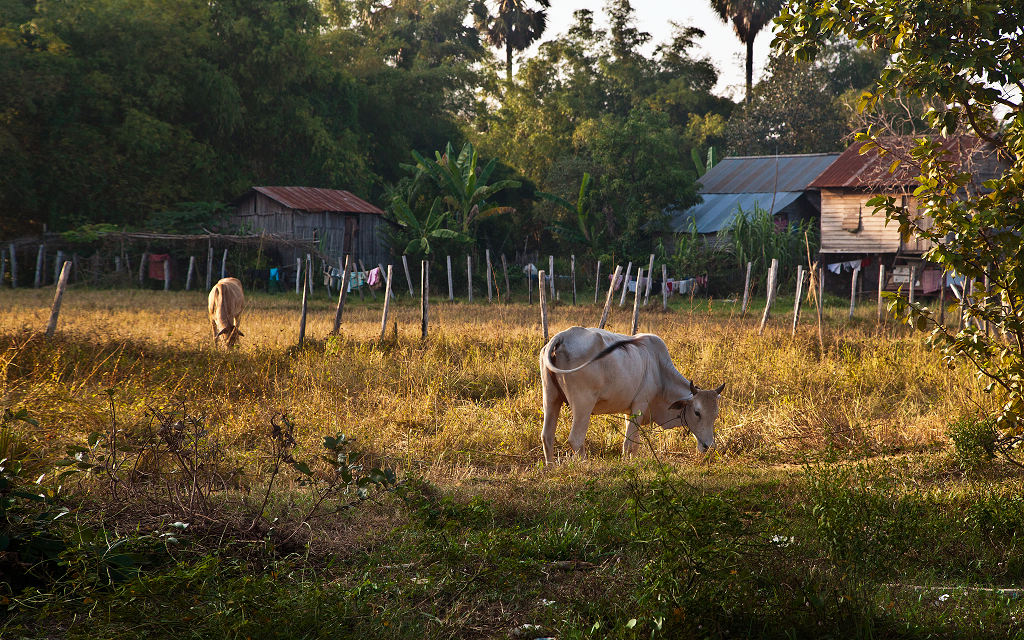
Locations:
295;258;302;294
599;265;623;330
528;264;533;304
877;264;886;324
332;255;351;334
447;255;454;301
140;252;149;288
570;254;577;305
380;265;394;342
377;263;395;300
402;254;414;296
758;258;779;335
163;258;171;291
298;258;309;346
619;262;633;307
643;253;655;305
549;255;556;299
662;264;669;311
849;266;860;320
792;265;805;336
502;253;511;303
54;251;64;284
307;254;315;295
205;244;213;290
45;261;72;337
186;256;196;291
420;260;429;340
221;249;228;280
34;244;44;288
908;265;916;306
631;267;643;335
538;269;549;341
938;270;946;326
594;261;601;304
467;255;473;302
9;244;17;288
740;261;753;316
0;251;5;288
486;249;493;302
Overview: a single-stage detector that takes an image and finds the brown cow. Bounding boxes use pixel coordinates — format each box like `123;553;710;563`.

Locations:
208;277;245;347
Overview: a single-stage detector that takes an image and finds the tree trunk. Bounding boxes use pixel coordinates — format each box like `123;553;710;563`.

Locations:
745;36;755;103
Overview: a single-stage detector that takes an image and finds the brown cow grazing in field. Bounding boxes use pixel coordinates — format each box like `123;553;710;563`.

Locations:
208;277;245;347
540;326;724;463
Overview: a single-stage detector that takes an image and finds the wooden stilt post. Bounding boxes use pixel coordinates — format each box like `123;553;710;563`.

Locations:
163;258;171;291
420;260;429;340
501;254;511;303
538;270;549;342
619;262;633;307
594;261;601;304
486;249;493;302
740;261;753;317
792;265;805;336
380;265;394;342
467;255;473;302
631;267;643;335
298;258;309;346
849;266;860;320
643;253;655;305
186;256;196;291
662;264;669;311
402;254;414;296
571;254;577;305
332;255;351;334
447;255;454;301
758;258;779;335
549;255;556;299
599;265;623;330
45;261;72;337
877;264;886;324
34;244;44;288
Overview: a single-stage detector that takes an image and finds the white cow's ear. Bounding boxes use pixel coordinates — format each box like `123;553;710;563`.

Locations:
669;398;691;411
714;382;725;395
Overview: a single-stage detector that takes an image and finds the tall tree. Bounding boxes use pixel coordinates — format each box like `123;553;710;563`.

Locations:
472;0;551;81
709;0;785;102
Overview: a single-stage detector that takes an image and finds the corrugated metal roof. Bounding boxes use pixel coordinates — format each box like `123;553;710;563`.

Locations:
669;192;802;234
697;153;841;193
808;136;1000;189
251;186;384;214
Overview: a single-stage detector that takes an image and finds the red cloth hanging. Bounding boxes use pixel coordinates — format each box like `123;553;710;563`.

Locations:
148;254;171;280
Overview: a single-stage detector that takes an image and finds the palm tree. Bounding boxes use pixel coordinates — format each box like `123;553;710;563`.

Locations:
472;0;551;82
710;0;785;102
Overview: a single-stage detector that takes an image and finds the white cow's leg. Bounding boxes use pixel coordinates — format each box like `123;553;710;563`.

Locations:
567;410;592;459
541;374;564;464
622;415;642;456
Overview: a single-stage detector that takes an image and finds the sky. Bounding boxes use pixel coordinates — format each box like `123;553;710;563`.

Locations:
535;0;776;101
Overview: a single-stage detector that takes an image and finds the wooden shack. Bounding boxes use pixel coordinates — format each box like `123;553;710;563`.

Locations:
232;186;387;266
807;136;1000;293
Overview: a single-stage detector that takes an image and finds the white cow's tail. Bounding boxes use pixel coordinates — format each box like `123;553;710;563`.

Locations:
545;337;636;375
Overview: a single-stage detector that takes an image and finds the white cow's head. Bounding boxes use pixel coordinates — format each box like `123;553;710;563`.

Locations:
217;325;244;348
669;380;725;452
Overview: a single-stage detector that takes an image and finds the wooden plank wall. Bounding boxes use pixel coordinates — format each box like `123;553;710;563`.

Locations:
819;190;901;254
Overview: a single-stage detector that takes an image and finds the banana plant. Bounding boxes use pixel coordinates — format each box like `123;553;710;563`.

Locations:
691;146;720;177
410;142;520;233
537;172;603;253
390;195;470;257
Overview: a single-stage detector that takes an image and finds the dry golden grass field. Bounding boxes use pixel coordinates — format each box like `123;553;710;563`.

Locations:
0;286;993;471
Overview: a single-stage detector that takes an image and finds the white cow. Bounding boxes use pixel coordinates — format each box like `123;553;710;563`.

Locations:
208;277;245;348
540;326;724;463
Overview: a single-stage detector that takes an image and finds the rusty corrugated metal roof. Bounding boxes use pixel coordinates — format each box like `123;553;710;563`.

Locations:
808;136;1000;189
697;153;841;193
251;186;384;214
